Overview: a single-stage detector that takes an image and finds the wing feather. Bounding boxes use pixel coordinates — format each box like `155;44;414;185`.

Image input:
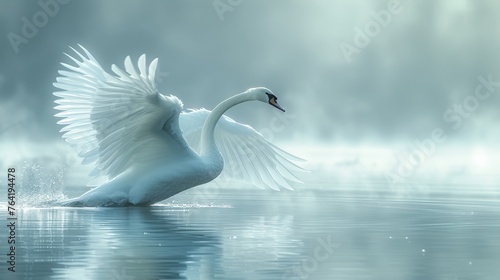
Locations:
148;58;158;82
53;46;186;179
180;109;307;191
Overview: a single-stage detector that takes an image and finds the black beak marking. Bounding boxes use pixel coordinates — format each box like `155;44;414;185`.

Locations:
266;92;285;112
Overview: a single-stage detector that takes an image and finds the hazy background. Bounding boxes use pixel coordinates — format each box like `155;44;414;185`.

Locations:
1;0;499;194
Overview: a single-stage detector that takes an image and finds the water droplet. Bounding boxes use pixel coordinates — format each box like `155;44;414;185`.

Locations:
422;249;426;253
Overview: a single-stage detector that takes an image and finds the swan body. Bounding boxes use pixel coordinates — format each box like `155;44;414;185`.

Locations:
53;46;305;206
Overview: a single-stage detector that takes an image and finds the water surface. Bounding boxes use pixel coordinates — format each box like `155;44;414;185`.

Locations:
1;186;499;280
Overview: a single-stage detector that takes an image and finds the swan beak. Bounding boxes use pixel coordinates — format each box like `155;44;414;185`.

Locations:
270;98;286;112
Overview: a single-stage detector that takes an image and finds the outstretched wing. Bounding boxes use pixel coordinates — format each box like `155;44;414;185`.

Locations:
180;109;307;191
53;45;188;179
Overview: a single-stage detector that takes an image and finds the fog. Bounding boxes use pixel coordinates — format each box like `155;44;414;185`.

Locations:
1;0;500;190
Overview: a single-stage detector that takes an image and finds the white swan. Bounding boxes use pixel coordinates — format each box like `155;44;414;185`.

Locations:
53;45;305;207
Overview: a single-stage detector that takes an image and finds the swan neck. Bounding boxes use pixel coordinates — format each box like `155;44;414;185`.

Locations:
200;92;253;157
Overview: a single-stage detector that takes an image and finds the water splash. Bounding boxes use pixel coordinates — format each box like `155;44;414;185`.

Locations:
158;201;233;208
18;158;67;207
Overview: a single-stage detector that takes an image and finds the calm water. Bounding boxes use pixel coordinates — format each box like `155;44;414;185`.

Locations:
1;186;500;280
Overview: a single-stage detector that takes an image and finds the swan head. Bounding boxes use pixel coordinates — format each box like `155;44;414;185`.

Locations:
246;87;285;112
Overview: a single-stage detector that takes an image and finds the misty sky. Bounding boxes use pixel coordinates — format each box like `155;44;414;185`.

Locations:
1;0;500;165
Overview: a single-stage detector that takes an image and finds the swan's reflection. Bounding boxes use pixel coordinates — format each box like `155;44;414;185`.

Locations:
11;194;310;280
15;207;221;279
